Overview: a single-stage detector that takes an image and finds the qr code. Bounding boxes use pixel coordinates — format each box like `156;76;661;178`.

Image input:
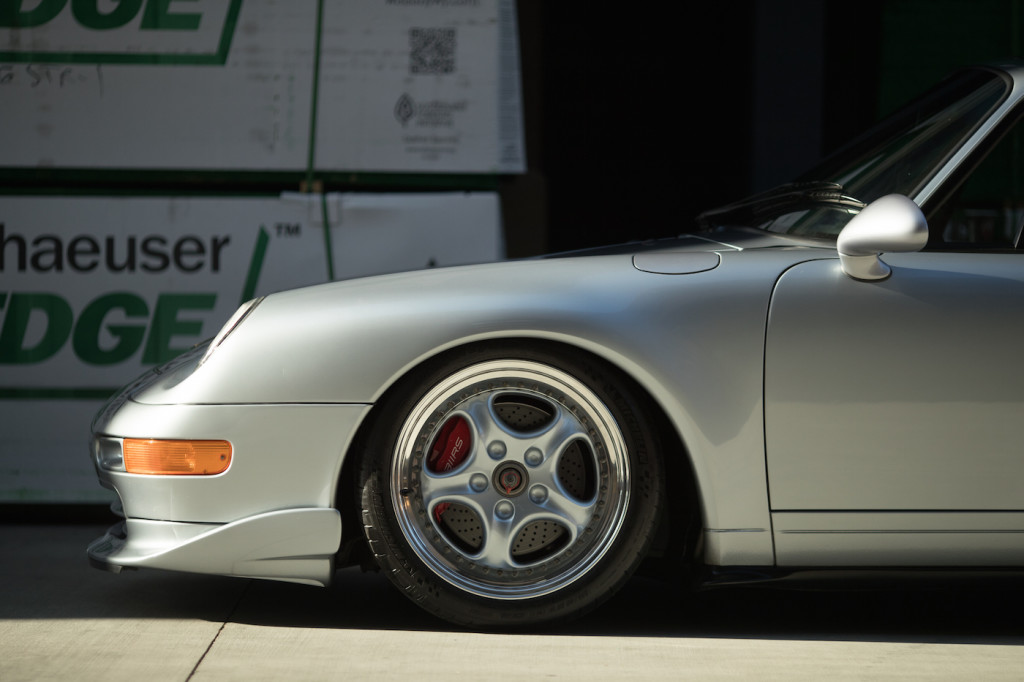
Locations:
410;28;456;74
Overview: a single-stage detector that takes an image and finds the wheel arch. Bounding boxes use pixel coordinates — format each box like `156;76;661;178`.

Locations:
333;336;705;570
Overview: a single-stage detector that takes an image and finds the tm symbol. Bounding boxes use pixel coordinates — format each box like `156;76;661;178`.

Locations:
275;223;301;237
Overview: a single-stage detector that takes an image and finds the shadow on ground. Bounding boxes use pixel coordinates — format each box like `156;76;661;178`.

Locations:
3;524;1023;645
234;565;1024;644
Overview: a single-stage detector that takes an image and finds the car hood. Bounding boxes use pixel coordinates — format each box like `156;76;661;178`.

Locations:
130;231;835;406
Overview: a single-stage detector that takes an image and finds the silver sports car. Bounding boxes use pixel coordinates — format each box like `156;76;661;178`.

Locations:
89;62;1024;627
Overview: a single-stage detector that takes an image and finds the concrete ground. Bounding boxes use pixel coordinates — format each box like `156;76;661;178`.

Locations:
2;523;1023;681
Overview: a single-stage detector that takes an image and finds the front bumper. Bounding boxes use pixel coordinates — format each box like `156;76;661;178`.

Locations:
89;349;372;584
88;398;368;583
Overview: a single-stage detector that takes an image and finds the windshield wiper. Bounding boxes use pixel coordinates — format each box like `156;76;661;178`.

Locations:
696;181;865;229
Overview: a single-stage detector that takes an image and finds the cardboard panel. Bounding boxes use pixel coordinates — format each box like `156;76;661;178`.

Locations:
0;0;525;172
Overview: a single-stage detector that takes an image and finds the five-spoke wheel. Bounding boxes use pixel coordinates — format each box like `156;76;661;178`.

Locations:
360;345;662;627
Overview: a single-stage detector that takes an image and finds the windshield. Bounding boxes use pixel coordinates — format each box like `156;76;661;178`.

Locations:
752;69;1010;239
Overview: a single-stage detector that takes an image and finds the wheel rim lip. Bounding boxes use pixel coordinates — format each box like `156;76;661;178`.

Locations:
390;359;631;601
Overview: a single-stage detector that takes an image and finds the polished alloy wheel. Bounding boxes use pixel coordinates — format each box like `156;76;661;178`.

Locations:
389;360;630;600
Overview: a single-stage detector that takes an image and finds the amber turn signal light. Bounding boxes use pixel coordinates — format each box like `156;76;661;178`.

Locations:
123;439;232;475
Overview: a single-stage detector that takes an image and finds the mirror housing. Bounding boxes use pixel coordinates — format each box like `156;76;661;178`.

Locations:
836;194;928;281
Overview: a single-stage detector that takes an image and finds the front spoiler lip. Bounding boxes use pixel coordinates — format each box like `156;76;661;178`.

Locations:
87;521;131;574
87;508;342;587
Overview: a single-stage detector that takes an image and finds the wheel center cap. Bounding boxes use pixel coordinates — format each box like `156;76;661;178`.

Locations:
494;462;527;497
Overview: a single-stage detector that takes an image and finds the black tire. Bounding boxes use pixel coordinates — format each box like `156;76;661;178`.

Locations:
359;343;663;628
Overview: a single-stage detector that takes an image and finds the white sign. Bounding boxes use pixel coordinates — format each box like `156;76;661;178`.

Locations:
0;191;502;502
0;0;525;172
1;0;316;170
315;0;526;172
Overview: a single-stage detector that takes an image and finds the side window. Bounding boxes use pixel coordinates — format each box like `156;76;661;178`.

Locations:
929;117;1024;250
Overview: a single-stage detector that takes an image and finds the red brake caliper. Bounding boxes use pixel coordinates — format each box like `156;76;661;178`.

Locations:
426;416;471;523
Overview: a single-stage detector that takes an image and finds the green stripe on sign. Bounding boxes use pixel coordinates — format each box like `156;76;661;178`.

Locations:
241;225;270;304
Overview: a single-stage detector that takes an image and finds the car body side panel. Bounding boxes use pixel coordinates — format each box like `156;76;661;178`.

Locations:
765;252;1024;564
128;247;830;566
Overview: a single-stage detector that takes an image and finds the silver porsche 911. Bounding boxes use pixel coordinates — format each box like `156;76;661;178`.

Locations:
89;62;1024;628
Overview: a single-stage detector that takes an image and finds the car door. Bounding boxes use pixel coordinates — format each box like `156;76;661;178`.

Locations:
762;80;1024;568
763;250;1024;566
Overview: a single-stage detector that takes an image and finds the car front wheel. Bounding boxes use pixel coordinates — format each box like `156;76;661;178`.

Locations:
359;344;663;627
